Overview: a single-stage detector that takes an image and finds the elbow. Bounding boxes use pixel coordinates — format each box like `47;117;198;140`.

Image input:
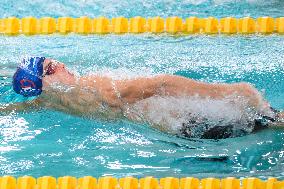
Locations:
237;82;265;109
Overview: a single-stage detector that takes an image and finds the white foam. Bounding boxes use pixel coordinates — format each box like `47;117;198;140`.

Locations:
123;95;270;137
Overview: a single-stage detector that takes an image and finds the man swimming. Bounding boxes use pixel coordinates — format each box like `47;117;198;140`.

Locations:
2;57;284;139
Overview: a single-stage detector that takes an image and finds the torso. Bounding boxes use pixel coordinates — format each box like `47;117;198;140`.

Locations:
40;76;124;119
39;75;275;138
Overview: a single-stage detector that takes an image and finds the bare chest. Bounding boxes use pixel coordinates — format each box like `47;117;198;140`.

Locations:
41;87;122;118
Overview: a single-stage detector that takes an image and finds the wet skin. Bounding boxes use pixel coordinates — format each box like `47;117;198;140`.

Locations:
38;59;278;119
1;59;284;137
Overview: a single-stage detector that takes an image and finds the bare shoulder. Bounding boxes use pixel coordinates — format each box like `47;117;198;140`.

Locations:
79;75;113;88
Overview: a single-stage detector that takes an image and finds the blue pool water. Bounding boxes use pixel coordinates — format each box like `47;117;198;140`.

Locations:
1;0;284;179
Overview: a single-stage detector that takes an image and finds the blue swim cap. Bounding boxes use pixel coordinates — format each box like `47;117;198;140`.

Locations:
13;57;45;97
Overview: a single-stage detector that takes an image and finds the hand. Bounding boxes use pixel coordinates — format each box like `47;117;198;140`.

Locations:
276;111;284;122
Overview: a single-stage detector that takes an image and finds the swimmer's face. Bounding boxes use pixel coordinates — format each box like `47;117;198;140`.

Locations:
42;59;75;88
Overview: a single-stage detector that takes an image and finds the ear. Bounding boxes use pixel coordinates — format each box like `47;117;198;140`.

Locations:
43;58;52;66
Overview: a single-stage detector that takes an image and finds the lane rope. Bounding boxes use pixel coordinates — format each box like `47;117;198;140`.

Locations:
0;16;283;35
0;176;280;189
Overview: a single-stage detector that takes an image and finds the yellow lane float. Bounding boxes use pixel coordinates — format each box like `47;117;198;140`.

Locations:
0;16;283;35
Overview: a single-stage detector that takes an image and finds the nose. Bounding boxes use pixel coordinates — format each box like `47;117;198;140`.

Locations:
57;63;65;69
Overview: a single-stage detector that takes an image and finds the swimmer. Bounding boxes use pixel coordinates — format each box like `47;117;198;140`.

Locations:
1;57;284;139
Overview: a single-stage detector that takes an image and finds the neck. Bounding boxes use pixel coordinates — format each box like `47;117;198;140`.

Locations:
62;73;77;85
43;74;79;92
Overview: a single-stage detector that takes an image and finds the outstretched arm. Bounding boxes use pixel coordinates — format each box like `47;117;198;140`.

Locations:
0;99;43;115
115;74;257;104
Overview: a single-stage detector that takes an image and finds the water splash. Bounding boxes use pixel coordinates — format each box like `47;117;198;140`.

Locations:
123;95;273;138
